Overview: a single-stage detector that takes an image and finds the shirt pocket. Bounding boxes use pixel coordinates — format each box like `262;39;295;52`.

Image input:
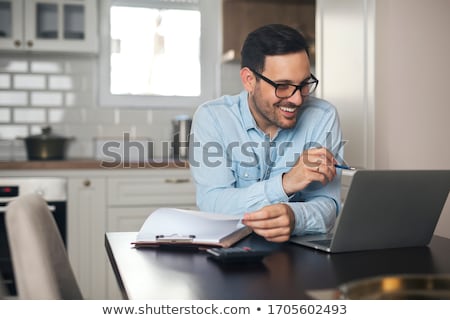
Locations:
234;163;261;188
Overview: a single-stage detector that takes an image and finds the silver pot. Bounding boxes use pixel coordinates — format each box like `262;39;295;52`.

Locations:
20;127;74;161
172;115;192;160
338;274;450;299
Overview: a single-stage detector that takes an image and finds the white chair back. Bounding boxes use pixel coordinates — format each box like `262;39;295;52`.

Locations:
5;193;82;299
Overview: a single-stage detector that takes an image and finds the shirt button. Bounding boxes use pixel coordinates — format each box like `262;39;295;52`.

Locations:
244;173;249;177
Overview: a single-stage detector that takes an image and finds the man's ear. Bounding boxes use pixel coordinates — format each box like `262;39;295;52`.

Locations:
240;67;256;93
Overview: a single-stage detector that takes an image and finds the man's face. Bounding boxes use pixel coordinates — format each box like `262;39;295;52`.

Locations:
247;51;311;137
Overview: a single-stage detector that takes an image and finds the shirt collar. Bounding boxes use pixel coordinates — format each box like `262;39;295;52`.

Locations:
239;91;257;131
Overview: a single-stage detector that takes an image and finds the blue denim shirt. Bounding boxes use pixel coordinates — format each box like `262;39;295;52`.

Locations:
189;91;343;235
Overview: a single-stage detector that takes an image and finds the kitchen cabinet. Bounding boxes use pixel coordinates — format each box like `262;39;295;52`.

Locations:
0;0;98;53
67;169;197;299
105;170;197;299
0;166;196;299
67;177;107;300
222;0;316;62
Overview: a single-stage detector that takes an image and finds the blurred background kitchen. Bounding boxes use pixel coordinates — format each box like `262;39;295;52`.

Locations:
0;0;448;168
0;0;449;299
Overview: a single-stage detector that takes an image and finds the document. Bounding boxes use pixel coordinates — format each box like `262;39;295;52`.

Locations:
132;208;252;248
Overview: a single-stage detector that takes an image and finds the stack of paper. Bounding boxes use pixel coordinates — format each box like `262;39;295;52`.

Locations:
133;208;252;248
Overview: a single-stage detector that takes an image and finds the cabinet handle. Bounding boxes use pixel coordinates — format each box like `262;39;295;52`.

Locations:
164;178;190;184
27;40;33;48
83;179;91;187
14;40;21;47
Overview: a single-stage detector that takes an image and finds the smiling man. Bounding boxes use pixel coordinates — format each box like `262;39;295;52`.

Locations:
190;24;343;242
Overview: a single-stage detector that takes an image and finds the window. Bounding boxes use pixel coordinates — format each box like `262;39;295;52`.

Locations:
99;0;220;107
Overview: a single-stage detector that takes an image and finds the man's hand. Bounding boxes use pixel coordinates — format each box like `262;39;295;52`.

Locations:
242;203;295;242
282;147;337;195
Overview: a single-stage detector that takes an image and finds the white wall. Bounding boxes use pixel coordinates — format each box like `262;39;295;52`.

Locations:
375;0;450;238
375;0;450;169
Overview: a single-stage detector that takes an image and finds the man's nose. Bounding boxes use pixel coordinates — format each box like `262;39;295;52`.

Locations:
286;89;303;106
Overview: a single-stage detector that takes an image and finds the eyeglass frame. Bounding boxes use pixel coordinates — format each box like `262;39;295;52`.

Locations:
249;68;319;98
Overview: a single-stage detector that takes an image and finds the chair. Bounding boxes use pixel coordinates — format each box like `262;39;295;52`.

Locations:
5;193;82;299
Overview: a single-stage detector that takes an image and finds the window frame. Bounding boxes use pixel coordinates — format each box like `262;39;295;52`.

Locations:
98;0;221;108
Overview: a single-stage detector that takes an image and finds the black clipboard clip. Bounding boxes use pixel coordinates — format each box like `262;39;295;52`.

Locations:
155;234;196;243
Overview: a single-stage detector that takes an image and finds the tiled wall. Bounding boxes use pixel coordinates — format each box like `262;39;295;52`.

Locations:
0;54;197;160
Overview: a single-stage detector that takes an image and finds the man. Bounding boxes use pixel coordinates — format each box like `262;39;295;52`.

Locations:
189;24;343;242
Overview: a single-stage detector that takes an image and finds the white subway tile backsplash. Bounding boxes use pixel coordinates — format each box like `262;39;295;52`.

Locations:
48;109;63;123
65;59;96;74
152;108;195;125
79;74;94;92
0;139;26;161
0;53;189;159
65;92;94;107
0;74;11;88
49;75;73;90
31;92;63;107
31;61;63;73
67;139;94;159
0;139;13;161
14;108;46;123
65;124;97;139
118;109;152;125
48;108;83;124
30;125;43;135
97;125;137;139
14;74;46;90
84;109;115;124
0;125;28;139
0;91;27;106
0;109;11;123
0;59;28;72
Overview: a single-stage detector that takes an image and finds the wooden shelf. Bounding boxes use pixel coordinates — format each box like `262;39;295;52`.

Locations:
222;0;316;63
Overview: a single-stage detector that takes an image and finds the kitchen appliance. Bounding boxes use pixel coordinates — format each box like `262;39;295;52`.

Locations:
0;177;67;297
172;115;192;160
20;126;74;161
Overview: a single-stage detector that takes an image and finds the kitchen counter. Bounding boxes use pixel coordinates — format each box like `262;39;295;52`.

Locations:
0;159;189;170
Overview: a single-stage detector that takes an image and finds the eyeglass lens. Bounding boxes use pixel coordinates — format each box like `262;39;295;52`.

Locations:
275;81;317;98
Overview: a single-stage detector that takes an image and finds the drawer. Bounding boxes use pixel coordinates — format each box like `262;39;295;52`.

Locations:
107;205;199;232
107;170;196;206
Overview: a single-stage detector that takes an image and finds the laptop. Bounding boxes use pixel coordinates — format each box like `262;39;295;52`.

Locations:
290;170;450;253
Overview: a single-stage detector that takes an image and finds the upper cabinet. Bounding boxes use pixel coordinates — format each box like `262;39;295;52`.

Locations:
222;0;316;63
0;0;98;53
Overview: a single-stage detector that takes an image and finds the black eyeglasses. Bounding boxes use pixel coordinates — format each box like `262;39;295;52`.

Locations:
249;68;319;98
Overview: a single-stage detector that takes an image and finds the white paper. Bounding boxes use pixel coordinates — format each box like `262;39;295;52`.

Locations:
136;208;244;243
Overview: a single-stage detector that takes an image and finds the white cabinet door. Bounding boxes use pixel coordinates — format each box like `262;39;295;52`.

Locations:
0;0;23;50
105;169;197;299
0;0;98;53
67;177;107;300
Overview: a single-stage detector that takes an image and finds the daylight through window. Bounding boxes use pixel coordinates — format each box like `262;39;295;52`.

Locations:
110;6;201;97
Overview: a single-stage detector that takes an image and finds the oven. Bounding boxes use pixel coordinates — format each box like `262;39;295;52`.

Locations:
0;177;67;297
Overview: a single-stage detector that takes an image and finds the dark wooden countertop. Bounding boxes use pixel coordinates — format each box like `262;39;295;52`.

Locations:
106;232;450;299
0;159;189;170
